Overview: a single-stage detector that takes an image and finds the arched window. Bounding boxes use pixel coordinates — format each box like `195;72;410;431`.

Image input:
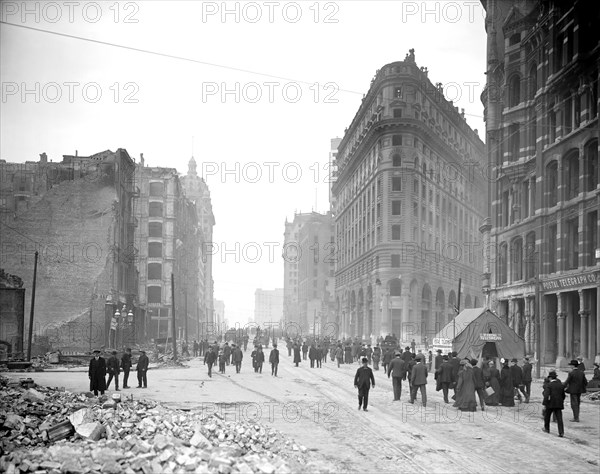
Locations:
498;242;508;284
525;232;536;279
563;150;580;200
545;161;558;207
528;63;537;100
509;75;521;107
511;237;523;281
584;139;598;192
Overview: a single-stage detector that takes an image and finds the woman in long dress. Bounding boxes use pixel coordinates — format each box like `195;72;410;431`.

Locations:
500;359;515;407
453;360;477;412
483;360;501;406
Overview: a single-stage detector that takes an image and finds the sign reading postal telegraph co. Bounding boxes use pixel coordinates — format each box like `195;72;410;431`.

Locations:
540;271;599;292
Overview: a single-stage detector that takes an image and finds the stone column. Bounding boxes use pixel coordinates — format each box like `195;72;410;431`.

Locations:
381;291;390;336
579;289;590;366
556;292;567;367
508;298;516;331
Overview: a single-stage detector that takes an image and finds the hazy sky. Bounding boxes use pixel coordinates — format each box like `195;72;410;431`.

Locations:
1;1;487;325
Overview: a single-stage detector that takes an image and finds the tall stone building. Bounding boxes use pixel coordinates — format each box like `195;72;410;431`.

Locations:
480;0;599;367
181;157;216;330
254;288;284;328
0;149;139;350
283;211;335;333
331;51;487;343
134;158;200;343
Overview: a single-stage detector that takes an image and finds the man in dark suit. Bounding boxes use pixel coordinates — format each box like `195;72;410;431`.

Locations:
354;357;375;411
449;351;461;396
88;349;106;396
471;359;485;411
205;346;216;377
542;370;565;437
106;350;120;391
232;344;243;373
269;343;280;377
410;354;428;407
401;346;413;363
121;348;132;388
434;349;444;373
564;359;588;422
510;358;526;402
437;355;454;403
522;357;532;403
387;352;407;401
136;350;149;388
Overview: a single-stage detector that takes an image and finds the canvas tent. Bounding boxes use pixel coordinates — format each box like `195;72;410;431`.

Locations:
435;308;525;360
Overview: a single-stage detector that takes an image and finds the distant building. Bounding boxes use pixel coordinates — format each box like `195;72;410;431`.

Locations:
254;288;283;328
480;0;599;367
134;157;200;344
181;157;216;330
213;299;225;329
331;50;487;342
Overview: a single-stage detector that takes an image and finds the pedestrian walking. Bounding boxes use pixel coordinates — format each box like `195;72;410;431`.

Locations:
204;347;216;378
106;350;120;391
88;349;106;396
344;344;352;364
437;355;453;403
232;344;243;373
335;345;344;368
372;346;381;371
510;358;526;402
499;359;514;406
253;346;265;373
309;344;317;368
193;340;199;357
354;357;375;411
302;341;308;360
293;343;301;366
223;343;231;366
136;350;149;388
316;345;323;368
563;359;588;422
121;348;132;389
410;354;428;407
483;360;501;406
387;352;407;401
410;339;416;354
542;370;565;437
449;351;460;397
269;343;280;376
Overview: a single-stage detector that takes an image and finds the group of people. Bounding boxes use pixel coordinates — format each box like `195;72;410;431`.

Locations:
203;341;281;377
88;348;149;396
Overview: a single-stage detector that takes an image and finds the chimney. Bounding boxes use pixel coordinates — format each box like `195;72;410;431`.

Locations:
75;150;78;157
39;152;47;164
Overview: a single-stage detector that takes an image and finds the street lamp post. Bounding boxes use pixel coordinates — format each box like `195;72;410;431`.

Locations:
114;308;121;348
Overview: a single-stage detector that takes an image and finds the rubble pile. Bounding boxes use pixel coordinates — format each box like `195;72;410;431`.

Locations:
582;390;600;402
0;377;332;473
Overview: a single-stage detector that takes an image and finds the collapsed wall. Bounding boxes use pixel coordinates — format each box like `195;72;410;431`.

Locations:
0;176;119;350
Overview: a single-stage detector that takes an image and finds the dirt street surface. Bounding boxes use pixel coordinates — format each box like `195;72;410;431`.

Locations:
7;349;600;473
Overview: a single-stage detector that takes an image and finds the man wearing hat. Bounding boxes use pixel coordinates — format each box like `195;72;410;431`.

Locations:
269;343;280;377
471;359;485;411
563;359;588;422
232;343;244;373
449;351;461;396
410;353;428;406
542;370;565;437
434;349;443;376
88;349;106;396
510;358;526;402
136;350;149;388
354;357;375;411
387;351;407;401
437;355;453;403
106;350;120;391
121;348;132;389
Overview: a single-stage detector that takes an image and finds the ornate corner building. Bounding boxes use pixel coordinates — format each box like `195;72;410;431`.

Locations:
331;51;487;343
481;0;600;367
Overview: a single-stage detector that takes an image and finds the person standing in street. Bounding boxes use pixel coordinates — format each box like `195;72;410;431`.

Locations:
269;343;280;376
302;341;308;360
232;344;243;373
136;350;149;388
293;343;301;366
193;340;199;357
500;359;514;406
372;346;381;371
335;344;344;368
106;350;120;391
522;357;532;403
453;360;477;412
121;348;132;389
410;354;428;407
542;370;565;437
449;351;461;397
510;358;526;402
309;344;317;368
387;351;407;401
223;342;231;366
563;359;588;422
204;346;216;378
471;359;485;411
354;357;375;411
255;345;265;373
437;355;453;403
88;349;106;396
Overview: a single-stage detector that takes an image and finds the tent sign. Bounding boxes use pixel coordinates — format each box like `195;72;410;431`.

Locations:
480;333;501;341
433;338;452;346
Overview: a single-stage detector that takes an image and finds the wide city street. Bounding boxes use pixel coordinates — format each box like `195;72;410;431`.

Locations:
6;346;599;473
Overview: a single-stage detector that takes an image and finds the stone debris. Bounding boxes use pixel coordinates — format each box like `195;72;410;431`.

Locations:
0;376;334;473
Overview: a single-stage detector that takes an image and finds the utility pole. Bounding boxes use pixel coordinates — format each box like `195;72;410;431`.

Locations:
171;273;177;360
453;278;462;342
26;251;39;361
184;290;188;345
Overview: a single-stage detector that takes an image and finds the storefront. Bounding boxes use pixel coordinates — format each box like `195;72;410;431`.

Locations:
540;270;599;367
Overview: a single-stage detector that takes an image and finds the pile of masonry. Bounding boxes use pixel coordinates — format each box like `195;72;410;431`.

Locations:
0;377;334;473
